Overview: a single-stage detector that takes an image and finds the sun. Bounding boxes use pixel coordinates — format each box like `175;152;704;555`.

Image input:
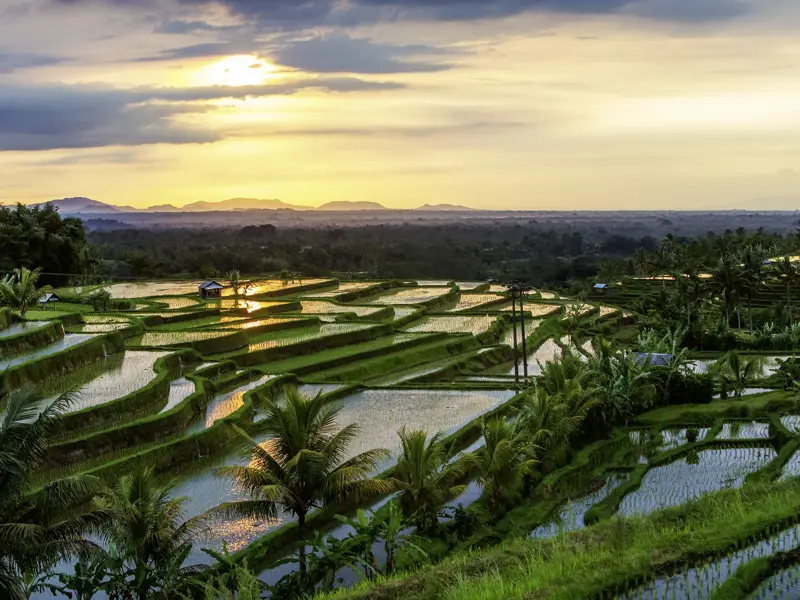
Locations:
195;54;277;87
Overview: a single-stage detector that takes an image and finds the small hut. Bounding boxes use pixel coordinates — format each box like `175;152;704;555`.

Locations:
38;292;62;310
593;283;609;291
198;280;224;299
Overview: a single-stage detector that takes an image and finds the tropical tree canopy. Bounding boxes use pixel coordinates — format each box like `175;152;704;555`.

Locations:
0;390;106;600
0;267;52;316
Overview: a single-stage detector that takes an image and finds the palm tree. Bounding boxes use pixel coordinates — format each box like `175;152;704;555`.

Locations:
773;256;798;324
215;389;393;575
739;245;770;331
0;267;51;316
96;467;207;600
1;390;106;600
392;429;466;532
713;351;765;398
475;418;538;509
676;273;707;329
96;467;205;600
709;254;749;329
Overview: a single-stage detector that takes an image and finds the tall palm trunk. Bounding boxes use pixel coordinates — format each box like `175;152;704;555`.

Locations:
298;510;308;582
748;296;754;331
789;281;793;323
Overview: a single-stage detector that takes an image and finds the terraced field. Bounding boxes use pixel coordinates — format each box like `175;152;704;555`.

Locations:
15;275;800;600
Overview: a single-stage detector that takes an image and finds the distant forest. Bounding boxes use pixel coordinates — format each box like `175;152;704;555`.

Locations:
3;203;799;287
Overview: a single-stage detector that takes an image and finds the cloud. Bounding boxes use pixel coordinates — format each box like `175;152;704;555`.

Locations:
0;78;404;151
134;41;252;61
271;33;459;74
0;52;67;73
55;0;755;27
153;19;238;34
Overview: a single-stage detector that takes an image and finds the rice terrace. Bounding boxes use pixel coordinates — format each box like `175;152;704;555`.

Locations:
7;226;800;599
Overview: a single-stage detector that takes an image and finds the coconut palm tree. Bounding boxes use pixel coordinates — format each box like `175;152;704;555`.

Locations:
392;429;466;532
96;467;207;600
773;256;798;324
713;351;765;398
215;389;393;576
676;273;707;329
1;389;106;600
709;253;749;329
0;267;51;316
475;418;538;509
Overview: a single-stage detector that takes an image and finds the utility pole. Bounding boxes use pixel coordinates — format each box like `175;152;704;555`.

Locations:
510;290;520;384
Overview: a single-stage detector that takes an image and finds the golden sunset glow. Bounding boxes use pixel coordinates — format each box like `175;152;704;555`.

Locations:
194;55;279;87
1;1;799;210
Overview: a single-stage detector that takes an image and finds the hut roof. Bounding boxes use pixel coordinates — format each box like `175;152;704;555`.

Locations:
199;280;224;290
634;352;672;367
39;292;62;303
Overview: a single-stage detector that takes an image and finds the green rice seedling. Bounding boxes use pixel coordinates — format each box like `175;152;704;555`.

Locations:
156;296;204;310
446;294;507;312
82;315;135;324
617;447;777;517
779;451;800;481
539;291;558;299
304;388;514;473
656;428;711;453
750;562;800;598
530;472;631;539
220;278;330;297
370;287;453;305
782;416;800;434
217;317;305;330
717;422;771;440
301;282;379;298
620;523;800;599
297;301;384;316
101;280;202;298
134;330;233;347
405;315;498;336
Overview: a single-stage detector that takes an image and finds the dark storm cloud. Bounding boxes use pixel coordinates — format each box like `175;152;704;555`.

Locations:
0;78;404;151
272;33;459;74
53;0;753;26
0;52;67;73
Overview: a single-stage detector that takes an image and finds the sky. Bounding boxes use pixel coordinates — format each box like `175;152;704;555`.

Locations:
1;0;799;210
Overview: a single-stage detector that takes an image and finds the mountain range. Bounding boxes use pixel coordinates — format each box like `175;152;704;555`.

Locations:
18;197;477;214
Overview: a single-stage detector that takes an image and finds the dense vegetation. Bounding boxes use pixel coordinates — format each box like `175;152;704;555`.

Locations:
4;208;800;599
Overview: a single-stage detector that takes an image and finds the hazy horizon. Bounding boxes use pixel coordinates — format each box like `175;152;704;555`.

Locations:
1;0;799;210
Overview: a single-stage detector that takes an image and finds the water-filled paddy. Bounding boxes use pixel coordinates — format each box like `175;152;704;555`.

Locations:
717;421;771;440
617;447;775;517
656;428;710;453
369;287;453;305
0;333;94;371
505;336;565;376
221;323;375;357
220;278;331;297
300;282;378;298
404;315;498;335
620;523;800;599
297;301;385;317
0;320;50;339
530;472;630;539
101;281;201;298
36;350;169;414
156;297;203;310
445;294;506;312
187;374;275;433
751;563;800;598
159;377;196;413
204;299;289;312
319;388;515;472
132;330;235;347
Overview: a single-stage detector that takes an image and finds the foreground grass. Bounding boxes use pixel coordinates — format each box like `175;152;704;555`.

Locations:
320;480;800;600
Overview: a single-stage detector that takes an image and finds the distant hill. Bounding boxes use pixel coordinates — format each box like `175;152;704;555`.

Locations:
29;197;475;214
317;201;387;211
169;198;312;212
416;204;476;211
37;197;123;214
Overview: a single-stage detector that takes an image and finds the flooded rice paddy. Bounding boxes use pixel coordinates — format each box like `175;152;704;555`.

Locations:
617;447;776;517
0;333;95;371
620;523;800;599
